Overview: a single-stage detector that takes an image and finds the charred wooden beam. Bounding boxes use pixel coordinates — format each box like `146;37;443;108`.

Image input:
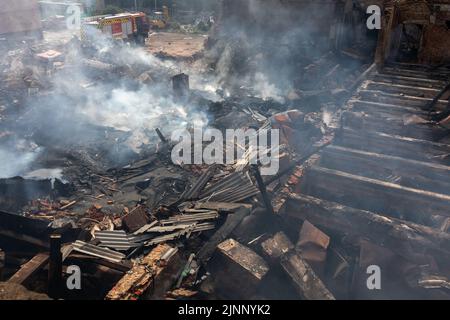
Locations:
281;194;450;263
302;165;450;222
48;234;62;299
336;128;450;165
0;210;50;249
0;249;4;281
382;66;450;80
348;63;377;93
261;232;294;264
208;239;269;299
320;145;450;196
425;82;450;112
349;99;428;117
106;244;182;300
281;251;335;300
172;73;190;99
8;253;49;285
342;111;442;141
371;74;445;89
365;81;441;98
251;164;274;214
155;128;168;144
358;89;448;111
261;231;334;300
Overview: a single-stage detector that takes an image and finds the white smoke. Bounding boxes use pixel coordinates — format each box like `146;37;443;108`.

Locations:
0;146;42;178
252;72;285;103
25;30;210;154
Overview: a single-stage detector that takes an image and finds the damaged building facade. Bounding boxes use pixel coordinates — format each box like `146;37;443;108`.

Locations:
0;0;450;301
376;0;450;65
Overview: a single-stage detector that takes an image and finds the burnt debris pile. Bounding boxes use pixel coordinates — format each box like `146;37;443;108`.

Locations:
1;0;450;300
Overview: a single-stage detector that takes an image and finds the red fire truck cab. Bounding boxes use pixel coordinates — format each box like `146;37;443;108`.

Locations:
82;12;150;45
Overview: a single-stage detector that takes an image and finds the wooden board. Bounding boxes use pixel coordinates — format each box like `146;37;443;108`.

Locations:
282;194;450;263
8;253;49;285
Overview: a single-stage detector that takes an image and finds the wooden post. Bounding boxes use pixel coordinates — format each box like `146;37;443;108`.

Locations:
172;73;190;99
48;234;62;299
251;165;274;215
0;249;5;281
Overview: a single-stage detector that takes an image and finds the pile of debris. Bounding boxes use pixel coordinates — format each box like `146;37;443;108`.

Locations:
0;98;334;300
3;0;450;301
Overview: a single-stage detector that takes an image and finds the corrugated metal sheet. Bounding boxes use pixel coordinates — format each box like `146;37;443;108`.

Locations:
72;240;126;263
160;211;219;226
94;230;152;251
144;223;215;247
198;172;259;203
0;0;42;35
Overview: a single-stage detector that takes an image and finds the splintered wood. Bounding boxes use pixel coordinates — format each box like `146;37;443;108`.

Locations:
261;231;294;262
7;253;50;285
281;251;335;300
105;244;174;300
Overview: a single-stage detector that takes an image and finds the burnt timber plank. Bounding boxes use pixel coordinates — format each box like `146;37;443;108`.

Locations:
260;232;334;300
371;74;445;89
280;251;335;300
0;249;4;280
382;66;450;80
348;99;429;117
208;239;270;299
0;210;50;249
302;166;450;222
320;145;450;195
261;232;294;263
357;90;448;111
342;111;443;141
336;128;450;165
281;194;450;263
8;253;49;285
364;81;441;98
106;244;180;300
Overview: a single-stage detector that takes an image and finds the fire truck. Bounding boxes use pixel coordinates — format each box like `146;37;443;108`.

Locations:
81;12;150;45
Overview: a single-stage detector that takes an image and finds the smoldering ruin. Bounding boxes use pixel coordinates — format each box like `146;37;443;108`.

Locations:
1;0;450;300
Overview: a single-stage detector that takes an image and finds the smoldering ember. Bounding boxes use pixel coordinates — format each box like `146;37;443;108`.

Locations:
0;0;450;302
